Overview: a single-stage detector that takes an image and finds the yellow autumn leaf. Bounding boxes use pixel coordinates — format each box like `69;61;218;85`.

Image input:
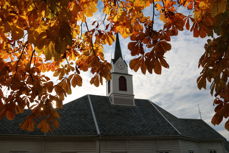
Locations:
72;74;82;87
199;1;210;10
84;2;97;17
44;41;55;60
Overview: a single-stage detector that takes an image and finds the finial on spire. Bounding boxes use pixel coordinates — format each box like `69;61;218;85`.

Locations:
113;33;122;63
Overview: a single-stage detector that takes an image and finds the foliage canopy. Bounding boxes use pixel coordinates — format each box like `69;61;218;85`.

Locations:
0;0;228;132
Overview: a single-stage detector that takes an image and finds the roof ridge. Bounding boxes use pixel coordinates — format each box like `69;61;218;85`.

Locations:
178;118;202;120
199;119;226;140
152;102;178;119
88;95;101;136
150;101;182;136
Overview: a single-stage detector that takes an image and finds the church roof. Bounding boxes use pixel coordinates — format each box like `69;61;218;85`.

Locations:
113;33;123;63
0;95;227;143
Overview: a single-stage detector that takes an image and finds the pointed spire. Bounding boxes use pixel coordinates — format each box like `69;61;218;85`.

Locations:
113;33;122;62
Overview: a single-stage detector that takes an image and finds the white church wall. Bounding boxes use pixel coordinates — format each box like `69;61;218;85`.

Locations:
110;73;133;96
107;73;133;97
179;140;200;153
155;140;181;153
100;139;181;153
112;58;128;74
0;140;96;153
101;140;127;153
199;142;226;153
179;140;228;153
0;139;227;153
0;140;43;153
44;141;96;153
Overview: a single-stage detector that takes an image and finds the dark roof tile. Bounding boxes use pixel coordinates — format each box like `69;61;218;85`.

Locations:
48;95;97;136
153;103;226;141
90;95;179;136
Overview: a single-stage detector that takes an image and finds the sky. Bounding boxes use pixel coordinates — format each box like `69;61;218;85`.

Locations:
64;3;228;140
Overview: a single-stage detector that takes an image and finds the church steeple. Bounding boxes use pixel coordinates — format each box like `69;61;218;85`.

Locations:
113;33;122;63
106;33;135;106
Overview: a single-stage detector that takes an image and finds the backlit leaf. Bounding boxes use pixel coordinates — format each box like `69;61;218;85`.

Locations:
6;111;15;120
154;59;162;74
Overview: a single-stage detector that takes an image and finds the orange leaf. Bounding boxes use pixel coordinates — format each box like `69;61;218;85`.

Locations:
193;24;199;37
154;59;162;74
199;27;207;38
94;75;99;87
53;119;60;128
15;105;24;114
145;58;153;74
159;58;169;68
0;108;6;119
211;114;223;125
128;42;143;56
225;120;229;130
20;119;34;132
38;120;50;133
187;2;193;9
46;81;54;93
214;98;222;105
27;119;35;132
160;41;171;52
129;57;140;72
186;18;190;30
140;59;146;74
72;74;82;87
53;69;60;77
197;76;206;89
6;111;15;120
56;99;63;109
0;89;3;98
52;110;60;118
90;75;100;87
214;104;223;113
12;26;24;40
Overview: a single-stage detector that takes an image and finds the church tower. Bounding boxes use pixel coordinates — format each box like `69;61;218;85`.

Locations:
106;34;135;106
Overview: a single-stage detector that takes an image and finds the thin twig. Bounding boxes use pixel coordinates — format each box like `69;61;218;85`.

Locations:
15;48;25;74
85;21;90;31
11;43;26;86
85;21;96;56
102;14;107;24
28;50;35;71
65;57;70;65
152;0;155;30
161;0;165;6
28;50;35;81
80;22;83;38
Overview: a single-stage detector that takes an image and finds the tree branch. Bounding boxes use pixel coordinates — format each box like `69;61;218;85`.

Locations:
152;0;155;30
28;50;35;81
85;21;96;56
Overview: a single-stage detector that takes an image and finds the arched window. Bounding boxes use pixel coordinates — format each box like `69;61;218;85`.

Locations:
119;76;127;91
108;80;110;93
